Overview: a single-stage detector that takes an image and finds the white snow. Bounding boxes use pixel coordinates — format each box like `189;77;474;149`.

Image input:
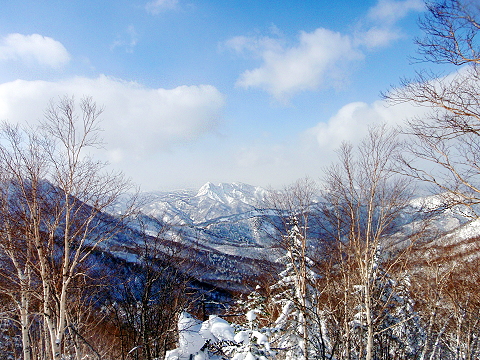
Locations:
203;315;235;342
165;312;236;360
246;309;257;322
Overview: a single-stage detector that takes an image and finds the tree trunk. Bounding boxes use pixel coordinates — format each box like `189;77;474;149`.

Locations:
20;293;31;360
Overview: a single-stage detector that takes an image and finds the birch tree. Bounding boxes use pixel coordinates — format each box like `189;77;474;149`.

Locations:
0;96;135;359
321;125;418;360
0;122;51;360
382;2;480;357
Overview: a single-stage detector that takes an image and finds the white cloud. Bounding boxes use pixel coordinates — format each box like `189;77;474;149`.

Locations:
145;0;179;14
227;0;424;100
307;102;377;150
354;0;425;49
0;75;225;161
367;0;425;25
306;99;428;152
354;27;402;49
0;33;70;68
233;28;363;101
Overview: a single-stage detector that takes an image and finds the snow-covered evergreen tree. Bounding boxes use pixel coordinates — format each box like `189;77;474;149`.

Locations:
228;309;274;360
270;217;331;360
165;310;276;360
237;285;268;320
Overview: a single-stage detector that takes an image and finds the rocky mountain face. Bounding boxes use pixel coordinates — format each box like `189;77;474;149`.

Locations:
139;182;270;224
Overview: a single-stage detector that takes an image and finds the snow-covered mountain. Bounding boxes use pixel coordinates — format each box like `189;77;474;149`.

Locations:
109;182;480;292
139;182;270;225
109;183;281;291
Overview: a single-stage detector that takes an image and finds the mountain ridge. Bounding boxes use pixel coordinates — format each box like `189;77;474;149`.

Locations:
109;181;480;292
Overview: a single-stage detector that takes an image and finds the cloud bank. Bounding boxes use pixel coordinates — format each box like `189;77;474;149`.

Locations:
0;75;225;162
0;33;70;68
305;100;420;151
230;98;429;188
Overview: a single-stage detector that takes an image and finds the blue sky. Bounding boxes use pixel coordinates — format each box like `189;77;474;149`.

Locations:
0;0;431;191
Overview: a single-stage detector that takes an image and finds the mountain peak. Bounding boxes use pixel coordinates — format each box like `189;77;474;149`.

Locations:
195;182;268;206
196;182;219;198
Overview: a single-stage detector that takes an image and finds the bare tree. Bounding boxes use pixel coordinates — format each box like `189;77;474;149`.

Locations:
381;2;480;358
415;0;480;66
0;96;136;359
408;230;480;360
320;125;419;360
0;122;52;360
386;0;480;216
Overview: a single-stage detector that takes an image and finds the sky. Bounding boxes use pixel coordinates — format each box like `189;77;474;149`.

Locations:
0;0;438;191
